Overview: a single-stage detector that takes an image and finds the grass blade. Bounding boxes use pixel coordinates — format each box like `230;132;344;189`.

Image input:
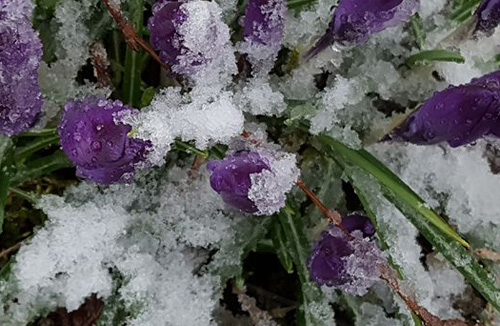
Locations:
10;151;73;186
278;205;334;326
122;0;144;107
405;49;465;67
0;136;14;234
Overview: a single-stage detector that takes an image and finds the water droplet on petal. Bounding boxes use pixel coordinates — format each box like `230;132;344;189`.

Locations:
91;140;102;151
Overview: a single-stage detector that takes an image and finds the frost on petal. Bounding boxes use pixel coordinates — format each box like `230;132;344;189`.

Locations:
474;0;500;36
240;0;286;72
308;216;383;296
207;151;271;213
58;96;151;185
0;0;43;135
149;0;236;83
390;72;500;147
247;148;300;216
306;0;419;59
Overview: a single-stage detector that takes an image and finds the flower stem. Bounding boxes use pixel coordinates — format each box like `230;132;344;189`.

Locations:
295;180;343;227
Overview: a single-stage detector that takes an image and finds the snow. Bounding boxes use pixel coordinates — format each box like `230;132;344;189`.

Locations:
0;167;265;326
124;87;244;166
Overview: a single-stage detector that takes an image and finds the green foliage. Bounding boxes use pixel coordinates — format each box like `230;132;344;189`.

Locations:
450;0;482;22
405;49;465;67
408;14;426;49
318;134;500;313
278;205;334;326
122;0;145;107
0;136;14;234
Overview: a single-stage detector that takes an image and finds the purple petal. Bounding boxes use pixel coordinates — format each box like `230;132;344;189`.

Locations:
393;83;500;147
58;96;150;185
342;214;376;237
207;150;270;214
306;0;418;59
0;1;43;136
148;0;187;68
243;0;286;50
474;0;500;35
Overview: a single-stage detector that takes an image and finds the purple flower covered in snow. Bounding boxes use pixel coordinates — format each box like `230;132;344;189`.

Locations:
309;214;383;295
0;0;43;136
207;150;271;214
306;0;419;59
242;0;286;63
148;0;187;69
474;0;500;35
391;70;500;147
148;0;231;76
207;143;299;215
58;96;150;185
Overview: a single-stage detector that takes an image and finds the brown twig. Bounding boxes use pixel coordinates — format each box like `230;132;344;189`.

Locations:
295;180;343;227
379;263;484;326
100;0;172;73
188;154;205;179
232;280;279;326
0;240;24;260
475;248;500;262
91;42;111;88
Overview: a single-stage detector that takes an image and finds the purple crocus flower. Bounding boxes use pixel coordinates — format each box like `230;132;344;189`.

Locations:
207;150;271;214
148;0;231;76
0;0;43;136
309;214;383;295
58;96;150;185
391;70;500;147
474;0;500;35
148;0;187;69
242;0;286;65
306;0;419;59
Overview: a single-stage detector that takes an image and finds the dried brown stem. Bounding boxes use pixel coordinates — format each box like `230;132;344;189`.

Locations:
91;42;111;88
188;154;205;179
0;240;24;260
475;248;500;262
232;281;279;326
380;263;484;326
296;180;343;227
100;0;172;73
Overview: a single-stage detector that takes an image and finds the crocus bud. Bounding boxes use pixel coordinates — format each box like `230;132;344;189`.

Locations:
474;0;500;36
306;0;419;59
308;214;383;295
148;0;232;77
391;70;500;147
0;0;43;136
207;147;299;215
241;0;286;68
58;96;150;185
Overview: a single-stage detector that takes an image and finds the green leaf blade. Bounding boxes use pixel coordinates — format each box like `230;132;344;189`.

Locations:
405;49;465;67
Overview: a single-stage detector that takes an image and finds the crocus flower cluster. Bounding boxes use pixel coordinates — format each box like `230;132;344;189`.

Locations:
241;0;286;70
308;214;383;295
207;131;300;215
58;96;150;185
148;0;232;78
306;0;419;59
391;70;500;147
0;0;43;136
475;0;500;35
